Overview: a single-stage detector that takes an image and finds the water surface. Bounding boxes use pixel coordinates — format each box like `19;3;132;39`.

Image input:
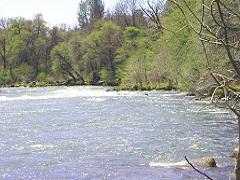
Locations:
0;86;237;179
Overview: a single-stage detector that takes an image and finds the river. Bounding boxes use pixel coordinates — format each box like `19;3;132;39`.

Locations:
0;86;237;179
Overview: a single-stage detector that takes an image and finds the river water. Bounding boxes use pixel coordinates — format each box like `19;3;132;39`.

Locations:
0;86;238;179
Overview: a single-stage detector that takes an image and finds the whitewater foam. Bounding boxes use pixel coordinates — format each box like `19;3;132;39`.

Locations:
149;161;187;168
30;144;56;151
0;87;139;102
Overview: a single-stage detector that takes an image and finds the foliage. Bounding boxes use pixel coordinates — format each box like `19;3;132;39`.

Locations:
116;26;160;86
37;72;54;82
51;42;76;80
0;0;236;91
79;21;122;84
0;69;11;85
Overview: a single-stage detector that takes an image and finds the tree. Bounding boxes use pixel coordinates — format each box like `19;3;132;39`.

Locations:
80;21;122;84
0;28;7;70
89;0;104;23
51;42;84;83
115;26;162;86
77;0;104;28
113;0;146;27
77;0;90;28
140;0;165;30
44;26;63;73
0;18;10;70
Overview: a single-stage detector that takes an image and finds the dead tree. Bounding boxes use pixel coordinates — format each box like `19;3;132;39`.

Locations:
113;0;146;27
140;0;164;29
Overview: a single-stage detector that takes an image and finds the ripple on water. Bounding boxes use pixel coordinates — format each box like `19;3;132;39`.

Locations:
0;86;237;179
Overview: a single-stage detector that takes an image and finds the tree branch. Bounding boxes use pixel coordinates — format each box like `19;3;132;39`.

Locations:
185;156;214;180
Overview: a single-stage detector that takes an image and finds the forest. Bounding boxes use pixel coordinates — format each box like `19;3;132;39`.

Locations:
0;0;239;93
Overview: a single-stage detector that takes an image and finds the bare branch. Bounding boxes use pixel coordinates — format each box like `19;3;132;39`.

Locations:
185;156;214;180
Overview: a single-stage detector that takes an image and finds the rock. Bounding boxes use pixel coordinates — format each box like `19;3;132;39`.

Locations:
150;157;216;168
186;92;196;96
97;81;105;86
230;147;239;158
64;79;76;86
28;81;36;87
196;157;216;167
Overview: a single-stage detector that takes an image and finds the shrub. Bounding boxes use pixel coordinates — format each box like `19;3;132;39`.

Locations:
0;70;12;85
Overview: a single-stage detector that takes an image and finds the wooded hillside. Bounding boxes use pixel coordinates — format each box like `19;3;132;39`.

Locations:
0;0;239;93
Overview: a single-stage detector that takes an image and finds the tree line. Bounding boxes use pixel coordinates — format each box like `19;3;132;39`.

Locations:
0;0;238;93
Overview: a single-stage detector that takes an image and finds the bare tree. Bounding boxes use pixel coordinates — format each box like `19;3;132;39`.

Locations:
113;0;146;27
32;14;47;38
77;0;104;28
77;0;90;28
114;0;130;26
140;0;164;29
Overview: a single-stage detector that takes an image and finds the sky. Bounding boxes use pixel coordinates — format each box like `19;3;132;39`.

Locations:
0;0;117;27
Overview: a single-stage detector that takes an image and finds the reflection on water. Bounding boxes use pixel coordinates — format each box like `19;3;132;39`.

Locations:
0;86;237;179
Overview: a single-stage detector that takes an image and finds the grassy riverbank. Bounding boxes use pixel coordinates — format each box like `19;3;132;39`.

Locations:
113;82;176;91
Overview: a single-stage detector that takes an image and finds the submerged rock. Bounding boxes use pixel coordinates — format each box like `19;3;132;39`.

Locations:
150;157;216;168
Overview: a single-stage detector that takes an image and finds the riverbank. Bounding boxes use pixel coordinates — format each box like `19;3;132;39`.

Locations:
0;81;178;92
113;83;177;91
3;80;240;101
0;80;83;88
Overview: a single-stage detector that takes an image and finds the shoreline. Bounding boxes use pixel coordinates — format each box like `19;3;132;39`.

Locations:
0;81;178;91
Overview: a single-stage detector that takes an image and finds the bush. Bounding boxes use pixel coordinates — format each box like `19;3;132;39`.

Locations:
125;27;141;39
37;72;47;82
0;70;12;85
100;69;116;85
12;64;32;82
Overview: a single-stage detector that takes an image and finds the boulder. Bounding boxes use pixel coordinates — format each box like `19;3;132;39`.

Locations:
195;157;216;167
97;81;105;86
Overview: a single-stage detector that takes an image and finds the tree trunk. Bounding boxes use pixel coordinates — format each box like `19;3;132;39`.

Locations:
66;70;77;83
0;38;7;70
3;38;6;70
235;116;240;180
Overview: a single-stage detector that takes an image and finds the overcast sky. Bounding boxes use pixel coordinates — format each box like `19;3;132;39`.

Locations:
0;0;117;27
